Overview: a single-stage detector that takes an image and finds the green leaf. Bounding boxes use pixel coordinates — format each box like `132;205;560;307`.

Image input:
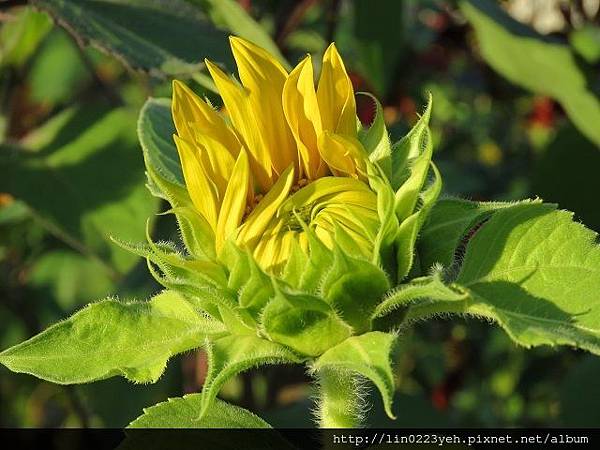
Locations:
0;290;227;384
313;332;398;419
0;105;158;275
359;93;391;180
455;203;600;353
417;197;523;272
199;0;289;70
128;395;271;428
460;0;600;147
411;203;600;355
261;284;352;357
200;335;302;418
0;7;52;68
31;0;231;78
137;98;184;186
28;29;90;105
29;250;114;310
352;0;406;96
570;25;600;64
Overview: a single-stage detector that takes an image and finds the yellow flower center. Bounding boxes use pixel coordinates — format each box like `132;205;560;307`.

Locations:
171;37;379;272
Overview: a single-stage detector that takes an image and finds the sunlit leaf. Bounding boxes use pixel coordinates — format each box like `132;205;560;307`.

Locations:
0;290;226;384
31;0;231;77
0;105;158;274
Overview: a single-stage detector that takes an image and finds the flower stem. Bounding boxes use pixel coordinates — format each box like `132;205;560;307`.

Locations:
317;369;363;428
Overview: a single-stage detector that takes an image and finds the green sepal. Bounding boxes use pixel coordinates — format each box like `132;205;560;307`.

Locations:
321;242;390;334
373;270;468;322
238;254;275;318
164;205;217;262
390;93;433;193
200;335;303;419
395;162;442;281
394;96;434;222
368;161;400;277
296;223;334;294
312;331;398;420
260;281;352;357
0;290;227;384
281;238;309;289
218;241;251;291
358;92;392;180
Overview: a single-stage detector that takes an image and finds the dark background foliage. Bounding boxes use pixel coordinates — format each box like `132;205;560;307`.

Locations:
1;0;599;427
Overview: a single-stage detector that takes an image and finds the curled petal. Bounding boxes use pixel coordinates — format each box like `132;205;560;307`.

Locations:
283;55;327;180
173;135;219;230
317;43;357;136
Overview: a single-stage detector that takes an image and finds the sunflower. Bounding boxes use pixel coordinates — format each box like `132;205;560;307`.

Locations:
172;37;379;273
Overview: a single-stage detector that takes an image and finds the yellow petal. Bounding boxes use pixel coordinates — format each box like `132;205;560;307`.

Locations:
237;165;295;248
216;149;250;252
278;176;371;216
205;59;273;191
317;43;357;136
283;55;328;180
172;80;240;154
230;36;297;178
193;134;236;201
173;135;219;230
317;131;367;178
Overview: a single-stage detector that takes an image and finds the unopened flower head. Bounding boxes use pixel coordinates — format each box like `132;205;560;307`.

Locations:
172;37;379;273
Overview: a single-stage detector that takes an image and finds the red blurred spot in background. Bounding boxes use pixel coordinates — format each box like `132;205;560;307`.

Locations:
529;96;555;128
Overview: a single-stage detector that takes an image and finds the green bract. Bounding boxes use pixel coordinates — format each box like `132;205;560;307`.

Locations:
2;92;600;430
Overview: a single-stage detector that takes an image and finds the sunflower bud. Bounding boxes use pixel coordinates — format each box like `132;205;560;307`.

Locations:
137;36;438;357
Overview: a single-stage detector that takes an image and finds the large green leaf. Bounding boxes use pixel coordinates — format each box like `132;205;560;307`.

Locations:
408;203;600;355
0;290;226;384
312;332;398;419
352;0;406;96
128;395;271;428
124;397;298;449
417;197;525;272
31;0;231;78
461;0;600;147
0;105;158;275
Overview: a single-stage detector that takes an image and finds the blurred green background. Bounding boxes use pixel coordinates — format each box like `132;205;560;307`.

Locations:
1;0;600;428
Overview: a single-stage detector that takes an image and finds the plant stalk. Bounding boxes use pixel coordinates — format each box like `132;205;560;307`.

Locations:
317;369;363;428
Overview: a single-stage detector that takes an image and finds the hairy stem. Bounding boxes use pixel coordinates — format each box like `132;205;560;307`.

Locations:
316;369;363;428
